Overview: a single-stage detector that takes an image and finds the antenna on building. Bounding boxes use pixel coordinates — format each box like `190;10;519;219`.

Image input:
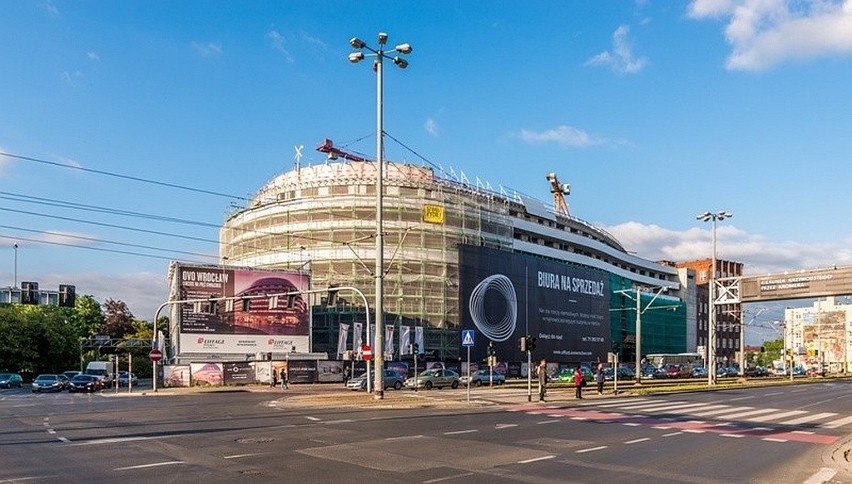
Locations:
294;145;304;177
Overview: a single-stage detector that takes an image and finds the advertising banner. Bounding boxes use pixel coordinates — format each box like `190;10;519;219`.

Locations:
163;365;191;387
459;245;610;363
222;361;256;385
286;360;318;384
190;362;224;386
172;263;311;354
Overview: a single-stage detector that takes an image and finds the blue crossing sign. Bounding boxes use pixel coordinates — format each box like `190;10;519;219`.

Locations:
461;330;475;347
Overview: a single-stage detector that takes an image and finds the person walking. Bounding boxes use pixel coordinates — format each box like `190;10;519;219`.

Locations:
574;365;584;399
536;359;548;402
595;363;605;395
280;367;289;390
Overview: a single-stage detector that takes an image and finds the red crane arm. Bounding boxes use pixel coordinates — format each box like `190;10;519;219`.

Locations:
316;139;370;162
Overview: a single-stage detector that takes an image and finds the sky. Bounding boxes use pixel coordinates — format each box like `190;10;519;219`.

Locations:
2;1;852;345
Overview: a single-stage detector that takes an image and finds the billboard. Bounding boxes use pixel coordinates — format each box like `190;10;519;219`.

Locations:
459;245;610;363
171;263;310;354
740;266;852;302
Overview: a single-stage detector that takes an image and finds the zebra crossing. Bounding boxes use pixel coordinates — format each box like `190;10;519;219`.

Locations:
571;397;851;429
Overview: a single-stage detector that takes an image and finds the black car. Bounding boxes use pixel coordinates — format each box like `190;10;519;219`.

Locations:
32;374;66;393
68;374;104;393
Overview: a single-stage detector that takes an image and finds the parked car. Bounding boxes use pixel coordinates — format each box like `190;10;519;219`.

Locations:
404;369;460;390
117;372;138;387
690;366;708;378
641;365;666;379
68;374;104;393
461;369;506;386
31;374;66;393
347;370;405;391
0;372;23;388
664;365;689;378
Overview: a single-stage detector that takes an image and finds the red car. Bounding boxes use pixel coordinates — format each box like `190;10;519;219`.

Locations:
665;365;685;378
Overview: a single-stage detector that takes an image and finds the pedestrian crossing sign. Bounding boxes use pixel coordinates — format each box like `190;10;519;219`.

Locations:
461;330;475;347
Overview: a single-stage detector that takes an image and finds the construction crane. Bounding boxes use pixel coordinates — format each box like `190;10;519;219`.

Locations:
315;138;370;162
546;172;570;217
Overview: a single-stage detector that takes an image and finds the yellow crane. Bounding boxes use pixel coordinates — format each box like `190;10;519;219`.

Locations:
546;172;570;217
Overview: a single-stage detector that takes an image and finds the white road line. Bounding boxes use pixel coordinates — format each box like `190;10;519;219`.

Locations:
721;434;744;438
114;461;185;471
622;423;641;427
690;406;751;417
607;401;689;411
780;412;837;425
651;426;671;430
304;416;321;421
58;437;70;443
496;423;518;429
443;429;478;435
46;429;56;434
727;395;756;402
224;453;265;459
662;432;683;437
624;437;650;444
576;446;607;454
71;435;179;446
385;435;424;441
714;408;778;420
570;417;588;421
423;472;475;483
683;429;705;434
592;398;652;408
792;430;814;435
666;404;729;415
820;415;852;429
763;438;788;442
803;468;837;484
746;410;806;422
537;420;560;425
518;455;556;464
322;419;354;425
762;391;784;397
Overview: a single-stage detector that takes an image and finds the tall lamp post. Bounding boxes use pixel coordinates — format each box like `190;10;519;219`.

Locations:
13;243;18;288
615;286;672;384
348;32;412;399
697;210;733;385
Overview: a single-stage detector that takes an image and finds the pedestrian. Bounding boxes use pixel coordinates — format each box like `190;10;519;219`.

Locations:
536;358;548;402
280;367;289;390
270;369;277;388
343;366;350;386
595;363;605;395
574;365;584;399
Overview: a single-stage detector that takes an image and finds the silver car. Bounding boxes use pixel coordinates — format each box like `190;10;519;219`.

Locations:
404;369;460;390
347;370;405;391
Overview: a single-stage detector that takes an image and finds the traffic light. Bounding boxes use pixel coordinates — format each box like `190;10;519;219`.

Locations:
519;336;527;353
527;337;537;352
266;352;272;361
487;341;496;357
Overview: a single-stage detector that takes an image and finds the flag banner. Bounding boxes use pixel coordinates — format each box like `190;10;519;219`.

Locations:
370;324;376;348
400;326;411;355
157;330;166;353
353;322;363;350
415;326;424;355
385;325;395;358
337;323;350;357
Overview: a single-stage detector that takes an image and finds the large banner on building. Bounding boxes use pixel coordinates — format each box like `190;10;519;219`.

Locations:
459;245;610;363
171;263;310;354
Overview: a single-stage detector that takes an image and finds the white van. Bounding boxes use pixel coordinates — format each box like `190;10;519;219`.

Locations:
85;361;114;387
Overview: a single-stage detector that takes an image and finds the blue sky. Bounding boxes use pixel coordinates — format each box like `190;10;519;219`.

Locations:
2;1;852;344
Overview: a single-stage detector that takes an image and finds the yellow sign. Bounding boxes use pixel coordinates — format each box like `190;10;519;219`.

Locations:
423;204;445;224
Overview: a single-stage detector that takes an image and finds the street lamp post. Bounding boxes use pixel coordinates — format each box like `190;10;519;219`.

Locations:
614;286;671;384
349;32;412;400
696;210;733;385
13;243;18;289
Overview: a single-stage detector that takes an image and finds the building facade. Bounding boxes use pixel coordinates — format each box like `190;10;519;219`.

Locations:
784;297;851;374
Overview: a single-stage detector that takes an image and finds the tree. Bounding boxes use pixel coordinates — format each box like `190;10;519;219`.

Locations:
101;299;135;338
69;295;104;338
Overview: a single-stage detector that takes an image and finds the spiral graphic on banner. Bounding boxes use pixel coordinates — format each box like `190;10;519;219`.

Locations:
468;274;517;342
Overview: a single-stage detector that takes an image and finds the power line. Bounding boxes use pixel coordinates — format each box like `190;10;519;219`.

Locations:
0;233;203;263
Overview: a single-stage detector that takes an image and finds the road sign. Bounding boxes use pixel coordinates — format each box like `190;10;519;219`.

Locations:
149;348;163;362
362;344;373;361
461;330;475;347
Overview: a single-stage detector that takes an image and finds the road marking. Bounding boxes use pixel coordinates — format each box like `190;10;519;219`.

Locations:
321;419;353;425
569;417;588;421
304;416;321;421
689;406;739;417
71;435;179;446
662;432;683;437
423;472;475;483
819;415;852;429
721;434;744;438
651;426;671;430
443;429;478;435
716;408;778;420
624;437;650;444
576;446;607;453
536;420;560;425
385;435;424;441
728;395;756;402
762;438;788;442
803;468;837;484
792;430;814;435
114;461;185;471
666;404;728;415
608;401;689;411
224;453;265;459
592;398;653;408
746;410;806;422
683;429;705;434
780;412;837;425
58;437;70;443
762;391;784;397
495;423;518;429
518;455;556;464
622;422;641;427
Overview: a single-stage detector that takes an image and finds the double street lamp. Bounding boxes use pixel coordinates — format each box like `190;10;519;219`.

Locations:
696;210;733;385
348;32;412;399
615;286;675;384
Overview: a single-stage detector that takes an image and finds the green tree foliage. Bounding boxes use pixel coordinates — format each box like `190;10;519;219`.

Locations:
101;298;135;338
69;295;104;338
0;304;77;374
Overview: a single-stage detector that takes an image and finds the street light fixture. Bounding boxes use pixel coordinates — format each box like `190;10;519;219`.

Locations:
696;210;733;385
348;32;412;400
615;286;673;384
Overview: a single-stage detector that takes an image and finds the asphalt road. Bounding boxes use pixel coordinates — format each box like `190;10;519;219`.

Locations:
1;380;850;483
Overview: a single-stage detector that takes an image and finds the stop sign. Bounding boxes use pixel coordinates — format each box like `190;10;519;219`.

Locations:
149;348;163;362
361;345;372;361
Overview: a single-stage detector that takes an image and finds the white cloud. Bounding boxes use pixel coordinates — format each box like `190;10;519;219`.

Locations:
688;0;852;71
519;125;602;147
605;221;852;275
191;41;223;58
60;70;83;86
41;0;59;18
425;118;439;136
267;30;294;63
87;52;100;62
585;25;648;74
